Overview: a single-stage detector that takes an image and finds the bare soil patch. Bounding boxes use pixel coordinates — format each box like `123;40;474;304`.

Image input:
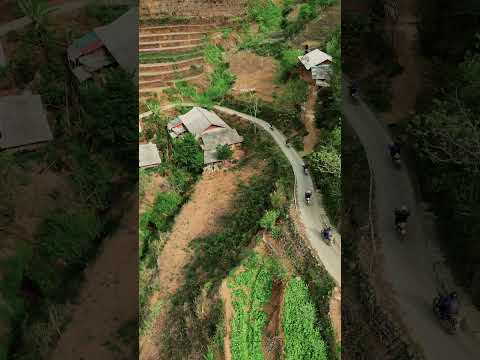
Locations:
140;173;169;214
263;279;285;360
329;286;341;343
292;5;340;49
229;51;280;102
50;194;138;360
302;84;320;153
220;279;234;360
140;165;258;360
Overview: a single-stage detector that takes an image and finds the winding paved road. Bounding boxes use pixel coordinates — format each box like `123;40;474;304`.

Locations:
342;77;480;359
214;105;341;285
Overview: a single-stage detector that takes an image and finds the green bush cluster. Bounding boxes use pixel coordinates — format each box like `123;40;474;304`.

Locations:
247;0;283;33
26;212;102;299
282;277;328;360
229;254;283;360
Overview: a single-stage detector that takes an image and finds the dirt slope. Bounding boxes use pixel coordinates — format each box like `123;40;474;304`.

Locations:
50;194;138;360
140;166;257;360
302;84;320;153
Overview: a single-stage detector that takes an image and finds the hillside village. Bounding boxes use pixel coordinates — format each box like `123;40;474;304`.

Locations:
0;2;137;359
138;1;341;360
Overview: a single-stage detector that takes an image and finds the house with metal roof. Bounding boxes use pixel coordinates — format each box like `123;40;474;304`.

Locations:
67;7;138;82
139;143;161;168
167;107;243;165
298;49;332;70
0;94;53;150
298;49;333;88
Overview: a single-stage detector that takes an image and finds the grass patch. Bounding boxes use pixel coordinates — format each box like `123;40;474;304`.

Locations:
282;277;328;360
229;254;284;360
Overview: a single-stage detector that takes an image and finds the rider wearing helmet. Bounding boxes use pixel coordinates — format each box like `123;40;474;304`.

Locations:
322;227;333;242
394;205;410;225
350;81;359;96
389;142;401;158
305;190;312;200
439;292;459;320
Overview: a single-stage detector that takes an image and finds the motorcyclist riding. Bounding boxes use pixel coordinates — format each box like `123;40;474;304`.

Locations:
303;164;308;175
322;227;333;244
394;205;410;225
305;190;312;204
439;292;459;321
350;81;359;97
388;142;401;162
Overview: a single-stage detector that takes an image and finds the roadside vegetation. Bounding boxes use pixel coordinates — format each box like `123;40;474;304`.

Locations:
0;5;136;359
405;32;480;306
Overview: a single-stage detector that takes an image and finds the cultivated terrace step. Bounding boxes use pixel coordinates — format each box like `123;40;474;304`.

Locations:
139;38;204;50
139;57;205;73
139;74;203;90
139;24;218;35
139;66;203;82
139;32;208;42
139;43;205;54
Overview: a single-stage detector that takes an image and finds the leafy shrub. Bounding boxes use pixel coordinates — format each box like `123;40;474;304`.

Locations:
229;254;283;360
282;277;328;360
145;192;183;233
172;133;204;175
78;68;137;165
259;209;280;231
247;0;283;33
86;4;129;25
26;211;102;298
278;49;303;81
276;77;308;110
216;144;233;160
168;167;192;194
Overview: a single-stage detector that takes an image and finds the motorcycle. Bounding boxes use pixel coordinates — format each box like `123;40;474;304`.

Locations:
392;152;401;168
432;295;460;334
305;197;311;205
303;166;308;175
396;221;407;239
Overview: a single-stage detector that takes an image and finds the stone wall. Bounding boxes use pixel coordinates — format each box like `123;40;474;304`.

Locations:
140;0;248;19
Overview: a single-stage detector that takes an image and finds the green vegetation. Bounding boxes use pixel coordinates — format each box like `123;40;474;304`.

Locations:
139;49;205;64
161;123;294;359
283;0;338;37
85;3;129;25
167;44;235;108
216;144;233;160
247;0;283;34
229;254;284;360
406;43;480;302
283;278;328;360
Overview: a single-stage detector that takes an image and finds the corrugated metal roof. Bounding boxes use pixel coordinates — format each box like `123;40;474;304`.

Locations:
203;149;220;165
311;64;331;81
298;49;332;70
179;107;229;138
139;143;161;168
0;94;52;149
94;8;138;74
200;128;243;151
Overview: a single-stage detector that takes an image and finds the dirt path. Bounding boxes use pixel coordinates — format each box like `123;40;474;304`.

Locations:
343;75;480;359
220;279;234;360
262;280;284;360
50;194;138;360
140;166;257;360
383;0;424;122
302;85;320;153
329;287;341;343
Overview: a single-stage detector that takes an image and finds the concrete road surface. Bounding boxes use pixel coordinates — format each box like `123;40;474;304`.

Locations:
214;105;341;285
342;76;480;359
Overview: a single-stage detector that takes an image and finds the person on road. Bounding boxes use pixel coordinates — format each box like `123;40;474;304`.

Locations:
303;164;308;175
350;81;359;97
394;205;410;225
388;142;401;159
439;292;459;320
305;190;312;202
269;123;273;130
322;227;333;243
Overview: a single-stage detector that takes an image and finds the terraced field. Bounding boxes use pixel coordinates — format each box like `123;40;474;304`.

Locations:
139;24;215;97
